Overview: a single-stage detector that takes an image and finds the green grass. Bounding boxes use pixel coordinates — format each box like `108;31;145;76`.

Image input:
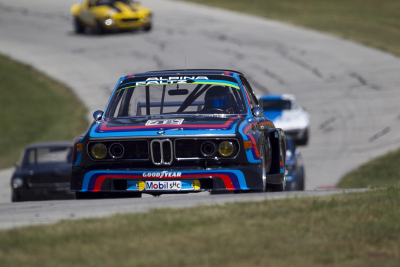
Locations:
0;188;399;266
179;0;400;56
339;148;400;188
0;54;88;169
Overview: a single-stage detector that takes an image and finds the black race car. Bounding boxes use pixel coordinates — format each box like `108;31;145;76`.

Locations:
71;69;286;199
11;141;75;202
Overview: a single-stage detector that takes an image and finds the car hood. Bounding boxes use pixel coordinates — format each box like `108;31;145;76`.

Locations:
90;116;243;138
92;3;150;18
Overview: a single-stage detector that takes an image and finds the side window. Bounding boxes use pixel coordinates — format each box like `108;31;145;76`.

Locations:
239;76;259;108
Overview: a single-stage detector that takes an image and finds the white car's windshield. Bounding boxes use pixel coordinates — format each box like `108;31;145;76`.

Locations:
262;99;292;111
106;75;247;118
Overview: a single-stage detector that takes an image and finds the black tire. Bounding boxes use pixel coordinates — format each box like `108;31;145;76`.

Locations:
266;183;284;192
143;23;152;32
11;192;19;202
73;16;84;34
296;128;309;146
298;174;305;191
93;20;105;35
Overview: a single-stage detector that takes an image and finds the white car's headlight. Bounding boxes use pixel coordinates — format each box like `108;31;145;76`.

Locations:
12;177;23;189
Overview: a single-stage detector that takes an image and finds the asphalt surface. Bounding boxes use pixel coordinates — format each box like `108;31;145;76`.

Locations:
1;0;400;229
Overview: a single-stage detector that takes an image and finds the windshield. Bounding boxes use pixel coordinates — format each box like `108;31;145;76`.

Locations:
105;75;247;118
22;146;73;166
262;99;291;111
97;0;132;6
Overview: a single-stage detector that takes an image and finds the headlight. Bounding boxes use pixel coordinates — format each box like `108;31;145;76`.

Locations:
12;177;23;189
104;18;116;26
91;143;107;159
286;165;295;173
219;141;234;157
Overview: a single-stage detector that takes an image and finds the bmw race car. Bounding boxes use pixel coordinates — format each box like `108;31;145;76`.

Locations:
259;94;310;146
71;69;286;199
71;0;152;34
284;136;305;191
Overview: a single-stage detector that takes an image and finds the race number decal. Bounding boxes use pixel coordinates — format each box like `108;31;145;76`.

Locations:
145;119;184;126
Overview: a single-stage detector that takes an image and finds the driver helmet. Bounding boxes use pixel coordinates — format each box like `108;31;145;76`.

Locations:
204;86;235;113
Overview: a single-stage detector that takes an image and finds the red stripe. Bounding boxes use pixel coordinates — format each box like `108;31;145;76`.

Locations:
100;117;237;131
92;174;235;191
243;124;261;158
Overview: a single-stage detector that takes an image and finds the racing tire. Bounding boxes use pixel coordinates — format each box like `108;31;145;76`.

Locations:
143;23;152;32
266;183;284;192
297;128;309;146
93;20;105;35
73;16;84;34
11;192;19;202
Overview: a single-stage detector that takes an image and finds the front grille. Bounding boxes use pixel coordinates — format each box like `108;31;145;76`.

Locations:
88;140;148;160
121;18;139;23
150;139;173;165
176;140;204;158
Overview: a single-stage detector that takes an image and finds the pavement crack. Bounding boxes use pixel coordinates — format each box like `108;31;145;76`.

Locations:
251;64;285;85
369;127;390;142
319;117;336;132
349;72;380;90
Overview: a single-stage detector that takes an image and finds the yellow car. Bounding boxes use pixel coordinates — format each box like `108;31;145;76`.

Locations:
71;0;152;34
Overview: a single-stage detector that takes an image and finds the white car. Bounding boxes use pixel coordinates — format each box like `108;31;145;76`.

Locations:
259;94;310;145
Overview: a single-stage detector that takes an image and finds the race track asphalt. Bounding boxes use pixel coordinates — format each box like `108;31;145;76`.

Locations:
0;0;400;229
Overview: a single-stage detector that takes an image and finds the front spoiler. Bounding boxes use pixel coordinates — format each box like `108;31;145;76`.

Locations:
71;166;279;193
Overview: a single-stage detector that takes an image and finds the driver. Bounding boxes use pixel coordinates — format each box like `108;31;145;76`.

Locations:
203;86;237;114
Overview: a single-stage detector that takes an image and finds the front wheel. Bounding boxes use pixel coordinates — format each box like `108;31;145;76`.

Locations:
73;16;84;34
266;183;284;192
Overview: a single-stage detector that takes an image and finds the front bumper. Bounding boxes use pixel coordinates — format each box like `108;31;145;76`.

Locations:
71;165;282;193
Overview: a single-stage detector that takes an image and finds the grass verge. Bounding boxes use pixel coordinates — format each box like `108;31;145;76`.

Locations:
339;148;400;188
0;188;399;266
178;0;400;56
0;54;88;169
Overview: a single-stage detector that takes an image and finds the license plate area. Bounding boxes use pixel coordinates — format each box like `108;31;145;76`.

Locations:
126;180;200;191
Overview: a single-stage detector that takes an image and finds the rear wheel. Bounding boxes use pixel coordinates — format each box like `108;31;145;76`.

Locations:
73;16;84;34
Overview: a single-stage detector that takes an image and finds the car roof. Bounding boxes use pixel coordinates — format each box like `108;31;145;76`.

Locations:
259;94;296;101
24;141;73;149
126;69;245;78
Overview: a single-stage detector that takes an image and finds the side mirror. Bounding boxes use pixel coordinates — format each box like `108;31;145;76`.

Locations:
14;162;19;169
93;110;104;122
252;106;264;117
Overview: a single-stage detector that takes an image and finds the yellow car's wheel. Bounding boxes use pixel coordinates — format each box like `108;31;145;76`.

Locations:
93;20;105;35
73;16;84;34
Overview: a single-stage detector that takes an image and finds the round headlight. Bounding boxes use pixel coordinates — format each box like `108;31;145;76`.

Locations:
92;143;107;159
109;143;124;159
12;177;23;189
219;141;234;157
